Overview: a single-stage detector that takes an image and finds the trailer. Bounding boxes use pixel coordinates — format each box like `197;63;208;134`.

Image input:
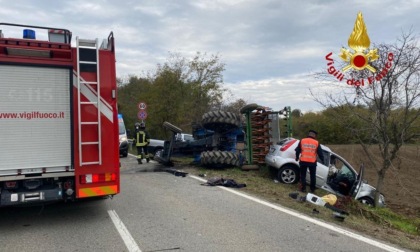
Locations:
0;23;119;206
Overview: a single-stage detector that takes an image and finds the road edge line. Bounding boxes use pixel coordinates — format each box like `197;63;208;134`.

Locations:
189;175;404;252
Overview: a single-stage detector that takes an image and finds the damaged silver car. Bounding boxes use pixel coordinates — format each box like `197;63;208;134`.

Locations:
265;138;385;207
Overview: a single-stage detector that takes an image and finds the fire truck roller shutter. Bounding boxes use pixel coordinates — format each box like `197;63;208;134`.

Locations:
0;65;71;173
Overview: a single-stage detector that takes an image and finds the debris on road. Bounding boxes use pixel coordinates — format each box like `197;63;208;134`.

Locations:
201;177;246;188
289;191;349;220
163;168;188;177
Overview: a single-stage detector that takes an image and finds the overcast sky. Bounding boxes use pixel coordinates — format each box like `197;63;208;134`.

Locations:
1;0;419;112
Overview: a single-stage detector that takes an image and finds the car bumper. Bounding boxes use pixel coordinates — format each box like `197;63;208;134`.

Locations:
265;154;297;169
265;154;279;168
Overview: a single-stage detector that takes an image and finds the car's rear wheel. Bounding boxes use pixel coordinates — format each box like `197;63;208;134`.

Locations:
277;165;299;184
358;197;374;207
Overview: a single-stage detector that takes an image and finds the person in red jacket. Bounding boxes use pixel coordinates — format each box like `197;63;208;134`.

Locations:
295;130;325;193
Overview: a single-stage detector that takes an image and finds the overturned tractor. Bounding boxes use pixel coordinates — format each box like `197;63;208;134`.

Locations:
156;110;244;168
198;110;244;168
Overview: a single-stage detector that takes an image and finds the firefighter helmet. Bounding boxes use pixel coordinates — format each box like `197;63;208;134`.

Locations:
139;122;146;129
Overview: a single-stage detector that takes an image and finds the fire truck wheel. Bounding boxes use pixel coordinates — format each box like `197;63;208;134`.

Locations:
201;111;241;133
200;150;239;168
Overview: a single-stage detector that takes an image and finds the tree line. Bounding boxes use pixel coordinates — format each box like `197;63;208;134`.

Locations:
118;52;228;139
117;51;419;147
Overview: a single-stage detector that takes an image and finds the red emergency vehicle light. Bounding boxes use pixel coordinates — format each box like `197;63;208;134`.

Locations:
80;173;117;184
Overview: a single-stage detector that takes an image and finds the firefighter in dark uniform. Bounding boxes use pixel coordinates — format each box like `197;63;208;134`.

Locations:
133;122;150;164
295;130;324;193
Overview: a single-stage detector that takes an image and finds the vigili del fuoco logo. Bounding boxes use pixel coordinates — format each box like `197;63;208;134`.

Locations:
325;12;394;86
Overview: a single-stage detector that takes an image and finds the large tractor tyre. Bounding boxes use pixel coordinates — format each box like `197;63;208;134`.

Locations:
163;121;182;133
200;150;239;168
201;111;241;133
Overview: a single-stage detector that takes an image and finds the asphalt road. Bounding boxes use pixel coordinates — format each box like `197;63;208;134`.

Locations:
0;154;408;252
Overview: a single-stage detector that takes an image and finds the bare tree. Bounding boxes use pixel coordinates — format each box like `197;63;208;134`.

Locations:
312;31;420;207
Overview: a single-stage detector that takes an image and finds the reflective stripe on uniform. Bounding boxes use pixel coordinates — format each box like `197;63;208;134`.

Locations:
136;131;147;146
299;138;319;163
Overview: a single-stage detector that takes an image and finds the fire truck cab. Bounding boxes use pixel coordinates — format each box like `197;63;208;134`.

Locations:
0;23;120;206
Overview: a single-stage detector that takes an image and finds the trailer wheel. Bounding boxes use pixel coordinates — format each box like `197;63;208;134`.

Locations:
201;111;241;133
163;121;182;133
200;150;239;168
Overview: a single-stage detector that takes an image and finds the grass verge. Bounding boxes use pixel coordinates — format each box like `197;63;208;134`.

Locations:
170;157;420;251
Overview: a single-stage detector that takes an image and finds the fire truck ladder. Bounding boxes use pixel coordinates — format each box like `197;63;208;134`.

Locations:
76;37;102;166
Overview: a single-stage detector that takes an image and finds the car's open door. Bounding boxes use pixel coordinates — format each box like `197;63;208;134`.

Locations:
350;163;365;198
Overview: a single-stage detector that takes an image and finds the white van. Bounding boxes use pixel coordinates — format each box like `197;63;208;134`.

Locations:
118;114;128;157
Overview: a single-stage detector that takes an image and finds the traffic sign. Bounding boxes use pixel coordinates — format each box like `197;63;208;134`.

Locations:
137;110;148;120
138;102;147;110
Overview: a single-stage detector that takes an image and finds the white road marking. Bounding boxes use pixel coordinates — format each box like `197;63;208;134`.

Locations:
108;210;142;252
189;175;404;252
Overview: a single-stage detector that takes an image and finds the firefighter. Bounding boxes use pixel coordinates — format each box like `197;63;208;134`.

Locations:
133;122;150;164
295;129;324;193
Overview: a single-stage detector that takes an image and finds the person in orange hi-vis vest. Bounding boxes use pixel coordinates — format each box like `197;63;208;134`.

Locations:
295;130;325;193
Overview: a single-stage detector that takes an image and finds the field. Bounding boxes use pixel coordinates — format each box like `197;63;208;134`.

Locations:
328;144;420;219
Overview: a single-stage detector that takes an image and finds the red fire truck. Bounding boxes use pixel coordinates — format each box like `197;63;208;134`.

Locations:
0;23;120;206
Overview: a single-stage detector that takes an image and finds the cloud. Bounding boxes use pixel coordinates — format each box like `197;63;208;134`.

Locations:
224;75;317;112
1;0;418;113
